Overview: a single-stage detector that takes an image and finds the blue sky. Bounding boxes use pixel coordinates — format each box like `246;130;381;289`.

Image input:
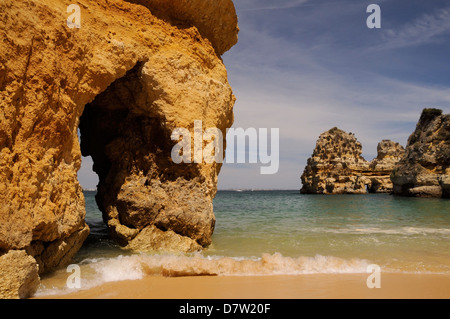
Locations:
78;0;450;190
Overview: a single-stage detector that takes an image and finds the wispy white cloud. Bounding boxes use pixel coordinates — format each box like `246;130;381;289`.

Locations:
379;6;450;50
221;61;450;189
221;3;450;189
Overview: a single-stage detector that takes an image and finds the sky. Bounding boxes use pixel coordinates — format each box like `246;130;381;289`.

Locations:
78;0;450;190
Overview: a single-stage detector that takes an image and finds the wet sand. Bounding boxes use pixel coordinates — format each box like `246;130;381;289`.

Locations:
39;273;450;299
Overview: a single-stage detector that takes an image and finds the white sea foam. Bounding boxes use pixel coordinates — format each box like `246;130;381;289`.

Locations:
86;252;371;280
89;255;145;282
36;252;374;296
311;226;450;236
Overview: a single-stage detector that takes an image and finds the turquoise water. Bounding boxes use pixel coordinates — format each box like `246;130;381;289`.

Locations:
37;191;450;295
209;191;450;272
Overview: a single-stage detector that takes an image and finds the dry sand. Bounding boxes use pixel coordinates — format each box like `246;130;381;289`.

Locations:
38;273;450;299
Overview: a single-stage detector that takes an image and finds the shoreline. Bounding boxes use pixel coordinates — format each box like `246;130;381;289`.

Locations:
37;273;450;299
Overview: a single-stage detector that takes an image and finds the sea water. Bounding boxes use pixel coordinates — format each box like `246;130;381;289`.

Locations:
36;191;450;296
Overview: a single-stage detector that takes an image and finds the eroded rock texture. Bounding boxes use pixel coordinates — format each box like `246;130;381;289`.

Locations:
125;0;239;55
391;109;450;198
0;250;40;299
368;140;406;193
0;0;237;298
300;128;405;194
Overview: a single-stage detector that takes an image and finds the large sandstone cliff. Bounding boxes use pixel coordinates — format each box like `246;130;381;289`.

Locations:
0;0;238;298
300;128;405;194
391;109;450;198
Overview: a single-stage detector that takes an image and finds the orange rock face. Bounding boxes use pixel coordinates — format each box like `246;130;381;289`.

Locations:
300;128;405;194
391;109;450;198
0;0;238;298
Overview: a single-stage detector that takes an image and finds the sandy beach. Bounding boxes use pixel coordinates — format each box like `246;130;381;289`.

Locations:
38;273;450;299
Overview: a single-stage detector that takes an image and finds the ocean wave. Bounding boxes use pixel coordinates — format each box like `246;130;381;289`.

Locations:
140;253;372;277
312;227;450;236
35;252;372;296
83;252;372;282
87;255;145;282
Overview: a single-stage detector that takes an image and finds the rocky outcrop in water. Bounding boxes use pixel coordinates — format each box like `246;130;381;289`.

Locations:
368;140;406;193
300;128;405;194
391;109;450;198
300;128;367;194
0;0;238;298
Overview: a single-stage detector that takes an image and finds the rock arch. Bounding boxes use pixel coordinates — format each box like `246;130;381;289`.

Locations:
0;0;238;298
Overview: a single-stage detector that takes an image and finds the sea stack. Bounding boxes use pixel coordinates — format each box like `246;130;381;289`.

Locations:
300;128;404;194
368;140;406;193
0;0;238;298
391;108;450;198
